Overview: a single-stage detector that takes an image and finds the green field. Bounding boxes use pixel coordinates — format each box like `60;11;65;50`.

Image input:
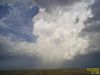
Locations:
0;69;94;75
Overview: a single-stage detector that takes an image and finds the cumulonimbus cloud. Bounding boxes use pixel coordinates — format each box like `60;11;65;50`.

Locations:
32;0;94;64
1;0;98;68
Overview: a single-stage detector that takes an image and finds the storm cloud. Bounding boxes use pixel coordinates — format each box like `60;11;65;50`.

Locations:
82;0;100;53
0;0;100;69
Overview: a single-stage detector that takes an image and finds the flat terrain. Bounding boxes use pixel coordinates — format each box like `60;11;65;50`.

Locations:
0;69;94;75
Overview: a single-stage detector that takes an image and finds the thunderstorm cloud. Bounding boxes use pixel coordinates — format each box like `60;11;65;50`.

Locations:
0;0;100;69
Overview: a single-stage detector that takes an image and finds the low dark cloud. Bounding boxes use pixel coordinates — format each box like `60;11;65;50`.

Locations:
0;36;40;70
63;51;100;68
0;55;40;70
0;35;12;52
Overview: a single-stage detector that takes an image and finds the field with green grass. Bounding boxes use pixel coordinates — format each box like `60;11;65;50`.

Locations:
0;69;93;75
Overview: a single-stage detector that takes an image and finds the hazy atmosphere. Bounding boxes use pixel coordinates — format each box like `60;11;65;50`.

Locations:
0;0;100;70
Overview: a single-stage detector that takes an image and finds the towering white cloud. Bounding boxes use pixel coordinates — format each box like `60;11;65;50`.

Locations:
32;0;94;64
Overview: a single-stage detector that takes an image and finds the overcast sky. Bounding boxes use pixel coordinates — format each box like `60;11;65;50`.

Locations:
0;0;100;70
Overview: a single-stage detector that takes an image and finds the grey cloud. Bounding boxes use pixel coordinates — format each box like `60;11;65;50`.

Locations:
35;0;80;6
34;0;81;11
0;35;12;52
0;55;40;70
63;51;100;68
81;0;100;54
0;36;41;70
90;0;100;21
83;21;100;32
84;0;100;23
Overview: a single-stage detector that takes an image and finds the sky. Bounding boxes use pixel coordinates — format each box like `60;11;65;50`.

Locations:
0;0;100;70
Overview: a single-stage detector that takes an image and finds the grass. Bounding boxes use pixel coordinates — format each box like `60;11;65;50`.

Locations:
0;69;93;75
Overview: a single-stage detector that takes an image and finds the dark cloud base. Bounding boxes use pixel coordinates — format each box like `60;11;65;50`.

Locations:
0;51;100;70
63;51;100;68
